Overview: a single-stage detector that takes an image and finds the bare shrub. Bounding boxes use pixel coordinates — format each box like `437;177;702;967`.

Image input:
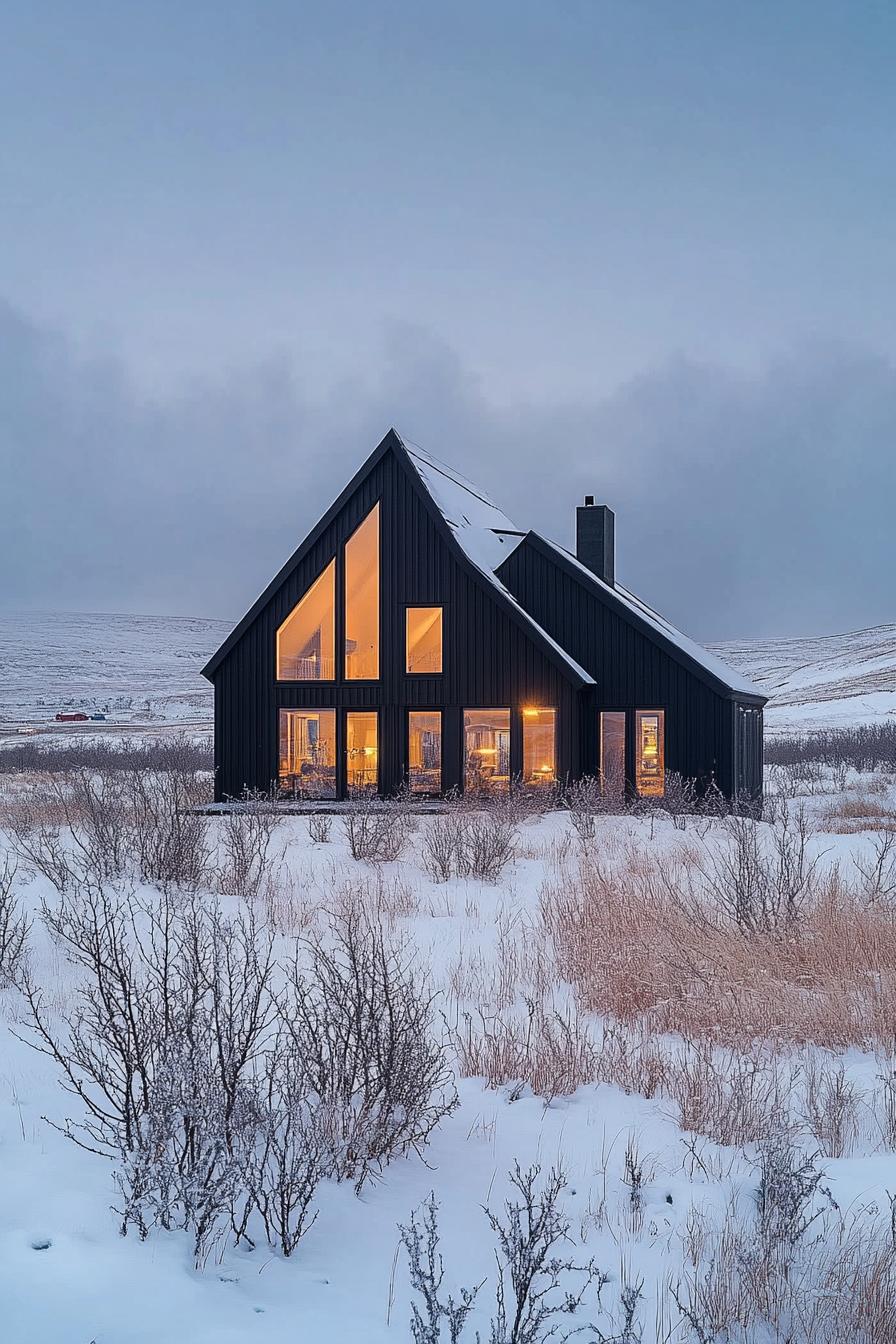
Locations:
563;775;602;841
124;767;210;890
282;909;456;1189
342;792;412;863
456;811;517;882
307;811;333;844
401;1166;607;1344
802;1056;861;1158
422;813;464;882
0;734;214;776
485;1162;606;1344
697;803;817;933
421;808;517;883
755;1133;829;1255
855;830;896;902
19;888;275;1157
400;1193;484;1343
767;722;896;773
239;1031;328;1257
0;855;29;986
213;792;283;899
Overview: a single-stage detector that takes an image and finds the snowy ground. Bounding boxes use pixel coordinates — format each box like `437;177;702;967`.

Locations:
2;767;896;1341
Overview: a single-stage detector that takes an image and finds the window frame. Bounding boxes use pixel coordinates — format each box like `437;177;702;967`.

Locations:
275;559;337;683
462;707;512;795
345;709;380;793
407;709;443;795
635;708;665;798
277;707;338;799
343;503;381;682
521;706;557;788
405;604;444;675
599;709;627;797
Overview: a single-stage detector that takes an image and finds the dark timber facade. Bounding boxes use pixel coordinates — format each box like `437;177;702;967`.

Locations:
202;429;766;804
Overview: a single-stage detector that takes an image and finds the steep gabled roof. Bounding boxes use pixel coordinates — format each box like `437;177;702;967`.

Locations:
202;429;593;687
506;533;766;703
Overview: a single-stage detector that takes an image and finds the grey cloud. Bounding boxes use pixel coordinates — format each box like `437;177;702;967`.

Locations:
2;302;894;640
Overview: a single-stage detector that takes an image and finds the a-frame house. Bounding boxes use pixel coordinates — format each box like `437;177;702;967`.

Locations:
202;429;765;803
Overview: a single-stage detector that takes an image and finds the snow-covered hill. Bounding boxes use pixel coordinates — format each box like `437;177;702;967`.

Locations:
1;612;893;738
710;623;896;733
0;611;229;729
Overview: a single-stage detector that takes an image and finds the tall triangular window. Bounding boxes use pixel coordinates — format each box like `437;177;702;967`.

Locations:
344;503;380;679
276;560;335;680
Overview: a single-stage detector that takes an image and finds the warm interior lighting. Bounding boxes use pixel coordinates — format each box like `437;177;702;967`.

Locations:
636;709;665;797
464;709;510;794
408;710;442;794
406;606;443;673
600;711;626;798
278;709;336;799
276;561;335;680
345;504;380;679
346;711;378;791
522;708;556;787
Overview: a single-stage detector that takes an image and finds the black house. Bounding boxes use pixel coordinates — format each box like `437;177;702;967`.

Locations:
202;429;765;803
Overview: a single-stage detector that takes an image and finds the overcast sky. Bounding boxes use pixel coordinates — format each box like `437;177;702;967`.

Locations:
2;1;894;639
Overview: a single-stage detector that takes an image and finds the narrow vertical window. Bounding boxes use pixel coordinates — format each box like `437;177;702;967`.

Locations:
276;560;335;680
408;711;442;793
600;711;626;798
278;709;336;798
344;504;380;679
522;708;556;787
635;709;665;797
463;709;510;794
406;606;443;673
346;711;378;792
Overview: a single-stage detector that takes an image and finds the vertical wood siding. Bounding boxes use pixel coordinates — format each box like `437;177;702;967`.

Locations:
499;539;752;797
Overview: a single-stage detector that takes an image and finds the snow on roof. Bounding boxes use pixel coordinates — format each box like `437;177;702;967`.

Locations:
401;438;595;686
401;434;761;698
538;537;764;699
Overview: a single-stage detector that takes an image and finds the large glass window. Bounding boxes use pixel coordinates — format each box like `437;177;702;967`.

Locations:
522;708;556;787
276;561;335;681
636;709;665;797
408;711;442;793
278;709;336;798
464;709;510;794
600;711;626;798
344;504;380;679
406;607;443;674
346;711;378;792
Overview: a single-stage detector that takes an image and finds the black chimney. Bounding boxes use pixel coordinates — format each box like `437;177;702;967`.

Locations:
576;498;615;586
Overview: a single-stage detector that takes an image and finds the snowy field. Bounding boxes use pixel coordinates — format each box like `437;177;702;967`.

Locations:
1;612;893;743
2;762;896;1341
0;611;228;731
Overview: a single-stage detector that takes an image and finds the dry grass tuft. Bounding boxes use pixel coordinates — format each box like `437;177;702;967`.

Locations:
542;840;896;1050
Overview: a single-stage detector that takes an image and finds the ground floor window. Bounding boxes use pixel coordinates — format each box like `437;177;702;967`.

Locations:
635;709;664;797
278;709;336;798
464;709;510;794
522;708;556;786
408;711;442;793
346;711;378;792
600;711;626;797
